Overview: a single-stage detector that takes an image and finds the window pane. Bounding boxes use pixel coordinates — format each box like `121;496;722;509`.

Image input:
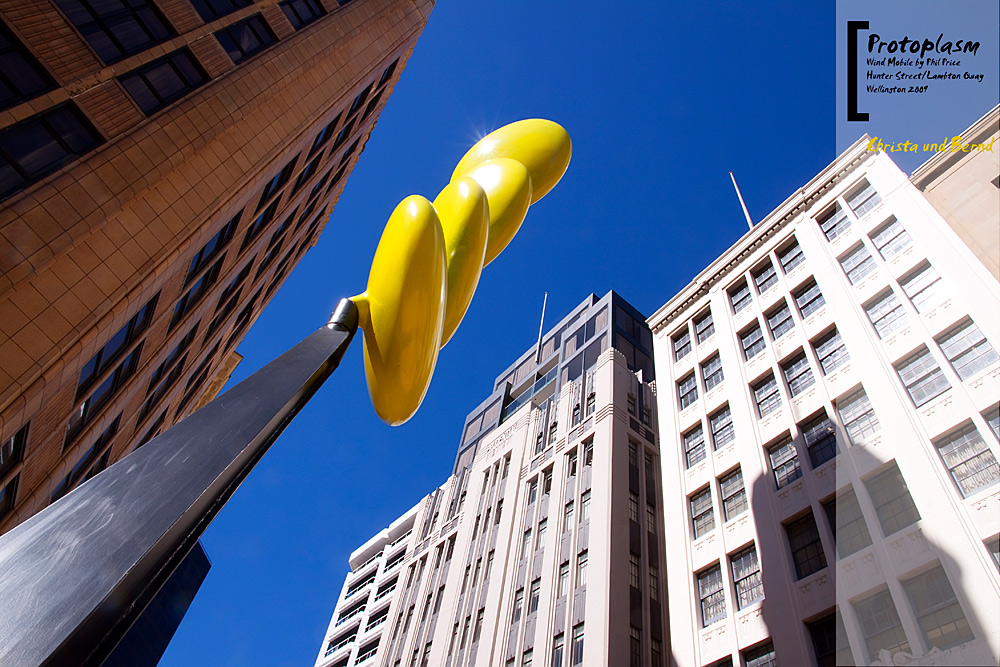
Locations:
813;328;849;375
754;375;781;418
824;487;872;558
684;424;706;469
818;204;850;241
902;565;974;650
695;310;714;343
870;216;912;260
731;546;763;609
794;280;825;318
937;320;998;381
855;589;909;659
865;290;908;339
690;487;714;538
766;301;794;340
741;324;766;360
702;355;724;390
934;424;999;497
901;263;943;313
710;405;735;449
730;280;752;313
840;244;877;285
778;239;805;273
846;179;882;218
720;467;747;520
865;463;920;536
786;513;827;579
782;352;815;397
895;346;950;407
769;435;801;488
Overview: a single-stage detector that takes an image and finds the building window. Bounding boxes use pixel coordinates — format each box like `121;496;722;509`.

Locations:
520;529;531;559
813;327;849;375
786;512;828;579
291;153;322;194
801;412;837;468
895;345;950;407
576;551;588;587
818;203;850;241
580;490;591;523
0;423;29;482
985;535;1000;573
729;279;753;314
78;294;157;396
511;588;523;624
987;406;1000;441
628;439;638;467
563;501;573;532
701;354;724;391
673;328;692;360
743;641;777;667
865;463;920;536
528;578;541;614
695;309;714;343
900;262;943;313
567;450;577;477
190;0;251;22
778;238;806;274
0;103;103;200
698;565;726;626
119;49;207;116
782;352;815;397
536;518;547;550
934;423;999;498
710;405;735;449
678;373;698;409
823;487;872;558
753;374;782;418
752;260;778;293
558;562;569;597
837;387;880;442
766;300;794;340
840;243;878;285
740;324;766;360
279;0;327;29
552;635;564;667
0;473;18;521
187;214;240;284
651;639;662;667
0;20;55;111
904;564;975;650
171;256;224;329
308;113;342;158
870;216;912;260
256;155;299;212
571;624;584;665
864;291;907;341
54;0;174;64
67;340;141;443
52;413;120;502
720;467;747;520
768;434;801;489
846;178;881;218
937;320;998;381
731;545;764;608
649;562;659;601
629;626;641;667
645;504;656;535
684;424;706;469
629;552;640;589
627;394;637;416
214;14;276;64
690;487;714;538
809;612;851;667
241;199;281;251
793;279;826;318
855;589;910;659
629;492;638;523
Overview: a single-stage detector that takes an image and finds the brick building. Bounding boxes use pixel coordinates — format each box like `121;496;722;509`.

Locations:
0;0;433;532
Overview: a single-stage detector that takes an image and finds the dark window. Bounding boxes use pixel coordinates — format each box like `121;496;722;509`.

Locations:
802;412;837;468
241;199;280;251
190;0;252;22
361;88;384;120
331;116;355;150
308;113;341;157
347;83;372;117
256;155;299;212
214;14;276;64
855;589;909;659
54;0;175;64
0;20;55;110
78;293;157;397
291;153;322;194
279;0;326;30
337;137;360;167
378;59;398;87
768;434;800;489
146;321;199;396
0;422;29;482
0;103;103;200
68;345;141;444
824;487;873;558
171;255;224;330
743;642;776;667
865;463;920;536
53;413;120;502
186;213;240;284
119;49;206;115
903;565;974;650
786;513;827;579
0;474;17;521
808;612;851;667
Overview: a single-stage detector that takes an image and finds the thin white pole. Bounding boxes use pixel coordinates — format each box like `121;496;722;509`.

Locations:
535;292;548;364
730;171;754;230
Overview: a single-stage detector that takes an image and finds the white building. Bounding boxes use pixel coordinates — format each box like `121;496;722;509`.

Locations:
648;136;1000;667
314;293;667;667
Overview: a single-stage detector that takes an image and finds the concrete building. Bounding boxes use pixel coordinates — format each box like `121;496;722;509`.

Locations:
0;0;433;533
649;136;1000;666
314;292;667;667
911;105;1000;282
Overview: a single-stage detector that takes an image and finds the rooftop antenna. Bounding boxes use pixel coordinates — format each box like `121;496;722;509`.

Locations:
534;292;548;364
729;171;754;230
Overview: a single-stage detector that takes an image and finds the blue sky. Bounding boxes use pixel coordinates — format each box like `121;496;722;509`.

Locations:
159;3;996;665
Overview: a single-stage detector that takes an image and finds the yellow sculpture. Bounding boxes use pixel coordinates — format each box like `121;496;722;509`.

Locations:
352;119;572;425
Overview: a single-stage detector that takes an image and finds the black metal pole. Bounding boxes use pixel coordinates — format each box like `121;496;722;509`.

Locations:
0;299;358;667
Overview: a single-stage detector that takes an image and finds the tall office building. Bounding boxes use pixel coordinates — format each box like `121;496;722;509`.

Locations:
0;0;433;533
649;135;1000;666
314;292;667;667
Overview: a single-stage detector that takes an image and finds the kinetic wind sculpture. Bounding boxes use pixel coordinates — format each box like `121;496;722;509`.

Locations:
354;118;572;424
0;119;570;666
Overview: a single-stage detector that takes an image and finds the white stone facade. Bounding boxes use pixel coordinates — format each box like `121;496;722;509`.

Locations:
649;137;1000;667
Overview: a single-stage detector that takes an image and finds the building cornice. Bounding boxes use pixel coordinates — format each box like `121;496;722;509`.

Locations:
910;104;999;189
647;134;873;334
